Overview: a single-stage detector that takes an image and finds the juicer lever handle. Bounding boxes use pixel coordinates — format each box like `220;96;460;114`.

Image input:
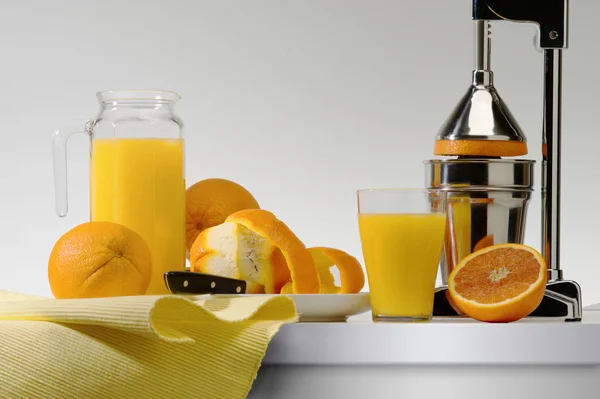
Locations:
52;123;88;217
473;0;568;49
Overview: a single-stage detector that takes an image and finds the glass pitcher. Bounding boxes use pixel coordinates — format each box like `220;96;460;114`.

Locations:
53;90;186;295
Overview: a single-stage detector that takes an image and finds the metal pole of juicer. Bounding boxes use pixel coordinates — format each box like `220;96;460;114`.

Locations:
429;0;582;321
543;48;563;281
474;0;582;320
474;20;491;74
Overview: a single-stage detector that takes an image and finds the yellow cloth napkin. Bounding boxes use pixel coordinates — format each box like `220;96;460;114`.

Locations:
0;291;298;399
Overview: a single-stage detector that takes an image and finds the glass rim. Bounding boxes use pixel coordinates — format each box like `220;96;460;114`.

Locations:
356;187;444;194
96;89;181;103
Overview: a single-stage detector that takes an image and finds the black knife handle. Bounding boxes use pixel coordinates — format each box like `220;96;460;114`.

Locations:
164;271;247;295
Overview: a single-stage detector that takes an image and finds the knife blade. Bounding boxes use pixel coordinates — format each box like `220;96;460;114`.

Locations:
164;271;247;295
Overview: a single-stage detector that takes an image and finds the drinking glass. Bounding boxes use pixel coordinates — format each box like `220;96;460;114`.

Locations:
357;189;447;321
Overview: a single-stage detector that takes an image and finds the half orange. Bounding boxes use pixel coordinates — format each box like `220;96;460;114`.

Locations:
448;243;547;323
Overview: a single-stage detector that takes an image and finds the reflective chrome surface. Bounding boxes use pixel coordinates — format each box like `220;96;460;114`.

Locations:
474;20;492;83
445;192;531;283
542;48;563;281
473;0;568;50
428;0;582;321
425;158;534;190
434;22;527;144
433;280;582;321
425;159;534;286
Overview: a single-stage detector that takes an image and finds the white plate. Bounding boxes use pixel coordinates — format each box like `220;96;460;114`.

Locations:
287;293;371;322
214;293;371;322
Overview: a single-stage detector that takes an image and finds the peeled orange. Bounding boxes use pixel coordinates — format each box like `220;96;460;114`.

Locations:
190;209;320;294
185;178;260;251
448;243;547;323
189;220;288;294
226;209;320;294
48;221;153;299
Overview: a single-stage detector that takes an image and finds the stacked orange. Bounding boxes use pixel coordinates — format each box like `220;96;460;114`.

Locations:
187;179;365;295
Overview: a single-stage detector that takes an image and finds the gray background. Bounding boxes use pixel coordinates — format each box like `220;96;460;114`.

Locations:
0;0;598;305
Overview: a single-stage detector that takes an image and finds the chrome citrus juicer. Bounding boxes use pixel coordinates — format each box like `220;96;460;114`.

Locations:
425;0;582;321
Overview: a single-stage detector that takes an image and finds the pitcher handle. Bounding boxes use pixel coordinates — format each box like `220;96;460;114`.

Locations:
52;124;87;217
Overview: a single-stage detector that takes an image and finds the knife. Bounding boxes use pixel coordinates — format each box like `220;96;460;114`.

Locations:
164;271;247;295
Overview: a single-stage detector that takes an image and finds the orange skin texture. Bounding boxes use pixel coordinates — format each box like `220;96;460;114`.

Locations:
448;244;547;323
185;178;260;250
542;143;547;158
308;247;365;294
48;221;152;299
226;210;320;294
434;140;528;157
473;234;494;253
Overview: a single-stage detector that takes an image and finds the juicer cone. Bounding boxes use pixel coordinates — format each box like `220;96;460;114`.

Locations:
433;71;528;157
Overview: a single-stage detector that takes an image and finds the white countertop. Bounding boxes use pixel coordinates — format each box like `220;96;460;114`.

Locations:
263;309;600;366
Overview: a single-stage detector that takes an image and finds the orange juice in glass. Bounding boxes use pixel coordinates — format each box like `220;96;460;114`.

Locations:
357;189;446;321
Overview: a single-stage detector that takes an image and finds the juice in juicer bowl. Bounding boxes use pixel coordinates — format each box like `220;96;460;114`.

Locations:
53;90;186;295
424;158;535;285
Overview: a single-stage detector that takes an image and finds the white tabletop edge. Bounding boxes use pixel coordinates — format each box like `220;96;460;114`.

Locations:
262;310;600;366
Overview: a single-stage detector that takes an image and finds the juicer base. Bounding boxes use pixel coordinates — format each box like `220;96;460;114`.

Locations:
432;280;583;321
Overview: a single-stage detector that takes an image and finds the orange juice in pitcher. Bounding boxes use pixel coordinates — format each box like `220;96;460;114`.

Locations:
53;90;186;294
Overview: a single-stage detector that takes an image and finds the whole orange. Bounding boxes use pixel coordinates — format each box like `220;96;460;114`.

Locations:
185;178;260;250
48;221;153;299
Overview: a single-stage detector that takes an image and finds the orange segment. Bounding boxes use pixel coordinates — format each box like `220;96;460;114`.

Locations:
448;243;547;323
434;140;528;157
447;197;472;266
226;209;320;294
308;247;365;294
